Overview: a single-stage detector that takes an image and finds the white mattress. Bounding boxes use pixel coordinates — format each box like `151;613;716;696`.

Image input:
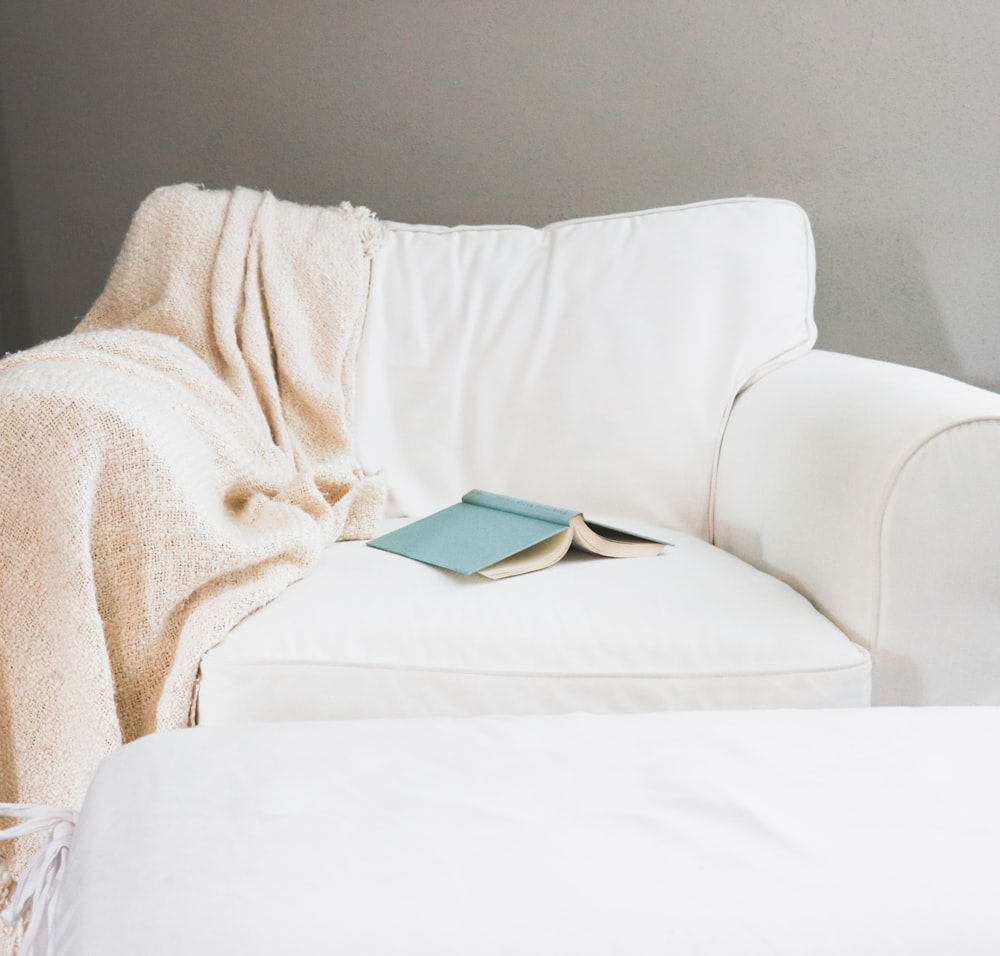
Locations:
53;707;1000;955
197;519;871;723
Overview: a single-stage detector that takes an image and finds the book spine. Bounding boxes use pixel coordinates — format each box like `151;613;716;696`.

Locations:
461;490;577;527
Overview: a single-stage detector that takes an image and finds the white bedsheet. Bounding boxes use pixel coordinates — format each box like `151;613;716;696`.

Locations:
52;708;1000;955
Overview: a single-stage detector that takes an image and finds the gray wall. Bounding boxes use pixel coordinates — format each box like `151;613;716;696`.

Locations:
0;73;29;355
1;0;998;388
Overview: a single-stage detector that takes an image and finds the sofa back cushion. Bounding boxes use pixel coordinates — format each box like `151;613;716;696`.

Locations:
355;198;816;539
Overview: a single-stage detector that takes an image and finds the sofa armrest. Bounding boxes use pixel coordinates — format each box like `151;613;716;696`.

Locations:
713;349;1000;706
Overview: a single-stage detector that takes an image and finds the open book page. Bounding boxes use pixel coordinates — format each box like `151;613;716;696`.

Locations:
569;516;670;558
477;528;575;579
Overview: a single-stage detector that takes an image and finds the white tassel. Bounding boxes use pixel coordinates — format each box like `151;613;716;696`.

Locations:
0;804;77;956
339;201;388;258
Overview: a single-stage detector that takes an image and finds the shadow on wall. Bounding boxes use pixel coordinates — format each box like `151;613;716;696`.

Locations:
813;215;968;387
0;79;31;356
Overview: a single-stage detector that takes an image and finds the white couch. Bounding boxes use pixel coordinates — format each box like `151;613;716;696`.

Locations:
196;197;1000;723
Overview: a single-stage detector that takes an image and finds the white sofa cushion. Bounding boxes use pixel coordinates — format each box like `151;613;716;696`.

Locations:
197;519;870;724
355;197;817;539
53;708;1000;955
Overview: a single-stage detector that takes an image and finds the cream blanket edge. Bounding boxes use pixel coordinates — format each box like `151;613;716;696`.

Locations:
0;185;385;887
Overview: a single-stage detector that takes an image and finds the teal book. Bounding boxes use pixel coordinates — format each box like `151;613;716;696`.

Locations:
367;490;672;579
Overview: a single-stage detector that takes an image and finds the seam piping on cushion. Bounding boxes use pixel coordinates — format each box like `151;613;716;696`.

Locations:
387;196;801;235
208;656;873;681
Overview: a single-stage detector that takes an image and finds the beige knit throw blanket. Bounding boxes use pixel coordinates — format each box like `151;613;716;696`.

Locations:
0;185;386;896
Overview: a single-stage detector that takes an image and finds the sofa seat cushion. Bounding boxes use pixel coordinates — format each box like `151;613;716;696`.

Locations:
196;519;870;723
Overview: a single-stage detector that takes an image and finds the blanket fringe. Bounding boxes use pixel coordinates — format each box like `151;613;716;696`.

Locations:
1;804;78;956
339;201;387;258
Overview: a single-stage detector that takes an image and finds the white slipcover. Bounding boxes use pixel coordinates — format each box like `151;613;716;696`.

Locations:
198;519;870;724
355;197;816;539
52;708;1000;955
198;196;1000;716
200;198;859;721
715;349;1000;704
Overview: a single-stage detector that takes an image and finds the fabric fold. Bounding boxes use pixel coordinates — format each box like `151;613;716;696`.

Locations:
0;186;386;897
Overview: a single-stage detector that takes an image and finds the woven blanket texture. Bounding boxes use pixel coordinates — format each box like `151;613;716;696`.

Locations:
0;185;386;912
